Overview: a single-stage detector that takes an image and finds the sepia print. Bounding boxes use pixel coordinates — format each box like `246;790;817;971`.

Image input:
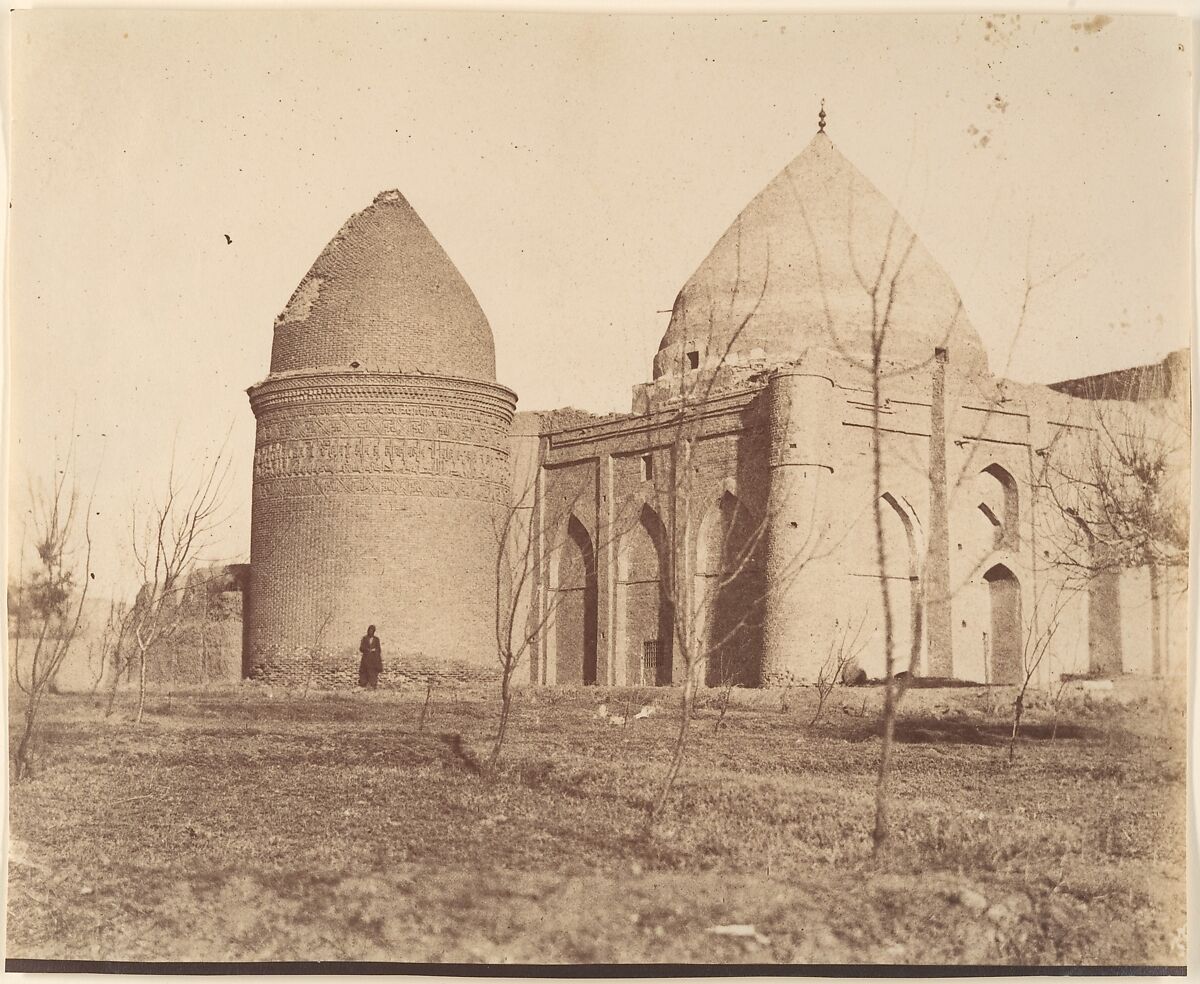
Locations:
5;8;1192;971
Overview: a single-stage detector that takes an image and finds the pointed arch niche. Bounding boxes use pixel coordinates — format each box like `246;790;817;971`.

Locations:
978;464;1019;551
617;504;674;686
983;563;1022;684
552;515;598;685
696;490;765;687
876;493;923;675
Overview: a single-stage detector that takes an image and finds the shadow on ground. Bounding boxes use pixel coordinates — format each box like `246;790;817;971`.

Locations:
839;716;1106;746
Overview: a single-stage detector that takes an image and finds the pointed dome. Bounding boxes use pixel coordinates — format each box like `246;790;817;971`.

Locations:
654;133;988;379
269;190;496;381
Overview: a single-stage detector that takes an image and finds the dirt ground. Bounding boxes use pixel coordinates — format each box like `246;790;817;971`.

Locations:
5;677;1188;966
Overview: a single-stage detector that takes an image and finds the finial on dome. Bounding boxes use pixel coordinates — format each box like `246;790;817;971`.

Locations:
818;98;826;133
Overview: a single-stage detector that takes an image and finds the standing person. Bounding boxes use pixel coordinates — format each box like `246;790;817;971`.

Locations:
358;625;383;689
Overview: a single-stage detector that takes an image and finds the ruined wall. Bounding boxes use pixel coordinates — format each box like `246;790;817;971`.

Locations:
146;564;248;686
1048;349;1189;404
9;566;249;694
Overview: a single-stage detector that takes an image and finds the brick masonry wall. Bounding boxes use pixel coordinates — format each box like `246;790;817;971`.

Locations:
246;372;515;687
145;608;243;686
762;369;840;683
248;643;499;690
269;190;497;382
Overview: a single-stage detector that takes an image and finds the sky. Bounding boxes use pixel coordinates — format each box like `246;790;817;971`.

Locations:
6;9;1194;599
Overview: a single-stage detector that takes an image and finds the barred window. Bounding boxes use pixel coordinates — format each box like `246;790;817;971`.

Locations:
642;639;662;686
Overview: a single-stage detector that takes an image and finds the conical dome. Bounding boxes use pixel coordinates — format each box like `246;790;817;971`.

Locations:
654;133;988;379
270;190;496;381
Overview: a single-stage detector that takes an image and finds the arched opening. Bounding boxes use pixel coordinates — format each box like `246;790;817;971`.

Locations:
696;491;764;687
983;563;1022;684
620;504;673;686
879;493;922;674
979;464;1019;550
554;515;598;685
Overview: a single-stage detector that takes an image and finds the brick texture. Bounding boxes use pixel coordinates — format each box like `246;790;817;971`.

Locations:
270;190;496;381
246;191;516;688
246;374;515;686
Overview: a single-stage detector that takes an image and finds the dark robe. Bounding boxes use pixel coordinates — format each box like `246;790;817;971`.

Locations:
358;634;383;688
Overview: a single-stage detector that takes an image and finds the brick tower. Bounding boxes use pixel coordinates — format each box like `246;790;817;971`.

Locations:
246;190;517;686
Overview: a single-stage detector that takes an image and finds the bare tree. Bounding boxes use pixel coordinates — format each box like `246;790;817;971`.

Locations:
1047;671;1074;742
865;232;924;852
10;443;96;780
642;267;832;825
1043;372;1188;576
809;614;868;727
710;663;738;733
1038;371;1189;678
790;162;1077;852
646;426;785;823
1005;583;1076;762
88;598;131;697
103;604;137;717
122;436;233;724
489;469;612;770
417;672;438;732
489;471;543;769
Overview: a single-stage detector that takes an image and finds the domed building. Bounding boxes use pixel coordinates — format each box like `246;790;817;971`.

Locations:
244;124;1187;689
246;191;516;686
655;130;989;380
512;125;1188;688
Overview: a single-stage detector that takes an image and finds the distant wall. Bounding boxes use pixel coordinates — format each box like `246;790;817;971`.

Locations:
7;631;106;695
140;565;247;687
1048;349;1189;403
275;645;498;691
8;564;250;695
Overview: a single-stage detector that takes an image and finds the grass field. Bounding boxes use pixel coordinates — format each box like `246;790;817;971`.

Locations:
5;678;1188;966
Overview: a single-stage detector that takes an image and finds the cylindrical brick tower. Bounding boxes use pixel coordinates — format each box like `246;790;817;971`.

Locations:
761;367;839;682
246;190;517;687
